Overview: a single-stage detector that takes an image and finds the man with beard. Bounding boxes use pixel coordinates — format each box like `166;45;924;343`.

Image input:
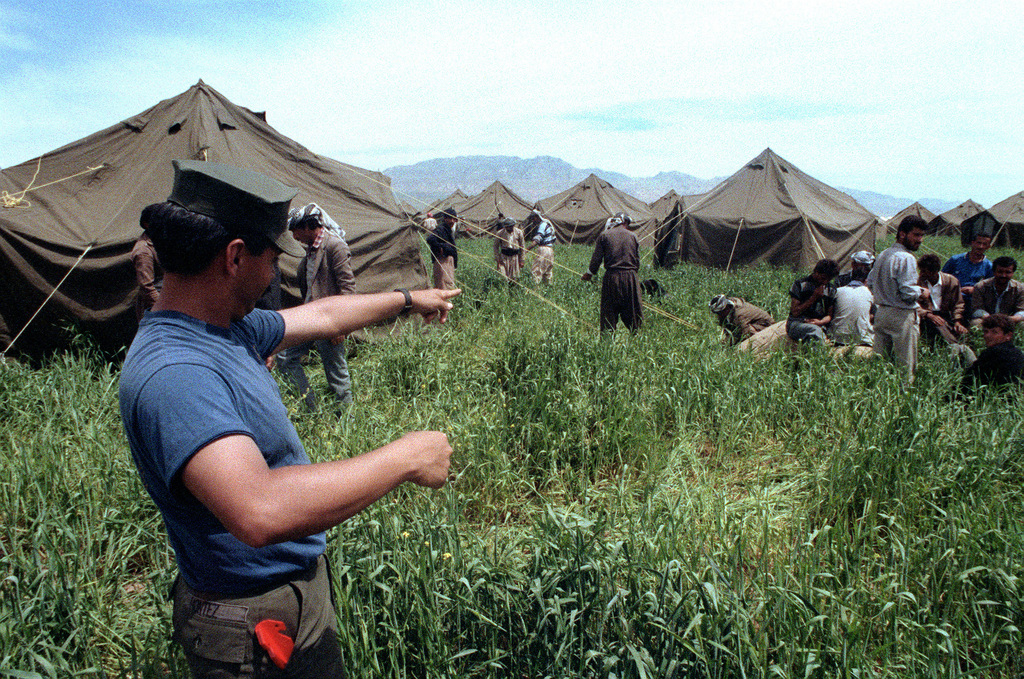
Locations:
867;215;927;379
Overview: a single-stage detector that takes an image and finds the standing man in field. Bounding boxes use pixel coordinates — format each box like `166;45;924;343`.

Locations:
275;203;356;412
867;215;927;379
493;217;526;283
131;205;164;321
119;160;458;678
426;208;458;289
525;209;556;284
422;211;437;232
582;212;642;333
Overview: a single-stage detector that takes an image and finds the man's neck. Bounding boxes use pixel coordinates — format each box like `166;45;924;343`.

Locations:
153;274;235;329
968;250;985;263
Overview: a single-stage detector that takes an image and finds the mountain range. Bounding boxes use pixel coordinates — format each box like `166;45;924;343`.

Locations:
385;155;957;219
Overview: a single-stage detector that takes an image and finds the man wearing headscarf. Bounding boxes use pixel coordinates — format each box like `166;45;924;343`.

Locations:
426;208;458;289
582;213;643;332
493;217;526;282
525;209;556;284
709;295;774;346
276;203;356;411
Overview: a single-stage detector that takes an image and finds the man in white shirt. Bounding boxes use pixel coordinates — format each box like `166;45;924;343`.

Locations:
830;268;874;348
866;215;927;379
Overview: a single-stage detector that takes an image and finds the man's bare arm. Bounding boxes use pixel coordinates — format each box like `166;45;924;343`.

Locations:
274;288;460;353
182;431;453;548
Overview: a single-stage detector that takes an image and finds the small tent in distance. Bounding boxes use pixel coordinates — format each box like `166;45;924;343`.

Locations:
928;199;984;239
659;149;878;271
886;202;936;236
0;80;426;357
536;174;656;245
457;181;534;237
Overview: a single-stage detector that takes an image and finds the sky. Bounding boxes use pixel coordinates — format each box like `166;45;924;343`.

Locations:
1;0;1022;207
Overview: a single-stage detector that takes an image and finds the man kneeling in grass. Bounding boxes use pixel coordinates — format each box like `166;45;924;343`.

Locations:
961;313;1024;394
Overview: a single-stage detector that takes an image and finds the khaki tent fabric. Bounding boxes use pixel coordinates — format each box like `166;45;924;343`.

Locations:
670;149;877;272
649;190;681;221
886;202;936;237
431;189;469;215
987;191;1024;248
651;191;710;267
928;199;984;238
456;181;534;237
0;80;426;356
536;173;656;245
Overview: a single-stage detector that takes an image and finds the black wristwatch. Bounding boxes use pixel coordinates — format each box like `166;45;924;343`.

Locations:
395;288;413;316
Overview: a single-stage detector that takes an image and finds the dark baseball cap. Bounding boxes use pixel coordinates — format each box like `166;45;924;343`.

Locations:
167;160;304;257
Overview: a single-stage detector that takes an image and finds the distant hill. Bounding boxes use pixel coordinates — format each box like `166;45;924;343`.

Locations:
385;155;956;219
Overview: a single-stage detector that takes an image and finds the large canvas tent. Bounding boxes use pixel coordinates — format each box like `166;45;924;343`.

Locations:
928;199;984;238
535;174;656;245
456;181;535;237
0;80;426;356
660;149;878;272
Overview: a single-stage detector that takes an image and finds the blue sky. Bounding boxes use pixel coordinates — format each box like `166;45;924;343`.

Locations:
2;0;1022;206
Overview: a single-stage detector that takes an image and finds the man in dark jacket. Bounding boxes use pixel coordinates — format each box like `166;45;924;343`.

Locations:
427;208;458;289
961;313;1024;393
582;212;642;332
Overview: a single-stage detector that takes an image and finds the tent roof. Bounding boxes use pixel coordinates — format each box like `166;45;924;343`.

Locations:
0;80;426;356
930;199;985;228
536;173;656;245
888;201;936;226
678;148;878;271
456;180;535;236
988;191;1024;224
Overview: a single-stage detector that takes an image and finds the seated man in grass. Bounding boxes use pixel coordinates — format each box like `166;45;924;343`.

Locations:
970;256;1024;327
786;259;839;343
961;313;1024;393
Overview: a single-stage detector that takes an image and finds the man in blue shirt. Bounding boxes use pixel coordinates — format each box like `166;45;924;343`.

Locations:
942;233;993;307
120;160;459;677
525;209;556;284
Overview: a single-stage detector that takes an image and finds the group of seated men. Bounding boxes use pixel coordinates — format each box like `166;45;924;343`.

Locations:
709;231;1023;391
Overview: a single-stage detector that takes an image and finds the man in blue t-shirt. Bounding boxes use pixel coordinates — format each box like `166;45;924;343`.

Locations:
942;233;993;307
120;160;459;677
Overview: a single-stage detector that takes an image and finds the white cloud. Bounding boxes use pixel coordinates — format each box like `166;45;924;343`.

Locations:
1;0;1022;203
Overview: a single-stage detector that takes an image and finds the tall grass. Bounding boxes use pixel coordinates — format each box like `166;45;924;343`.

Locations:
2;236;1023;677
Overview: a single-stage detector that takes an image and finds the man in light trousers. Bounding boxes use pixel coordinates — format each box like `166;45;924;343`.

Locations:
867;215;927;380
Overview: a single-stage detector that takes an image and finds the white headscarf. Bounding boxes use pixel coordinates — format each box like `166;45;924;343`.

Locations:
287;202;345;238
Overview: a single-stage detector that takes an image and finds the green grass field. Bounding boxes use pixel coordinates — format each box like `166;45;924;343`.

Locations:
2;235;1023;678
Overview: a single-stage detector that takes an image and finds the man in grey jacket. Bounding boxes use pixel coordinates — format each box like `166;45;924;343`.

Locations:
867;215;927;379
276;203;356;410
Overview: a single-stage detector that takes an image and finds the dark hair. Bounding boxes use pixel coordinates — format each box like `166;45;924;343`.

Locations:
142;201;272;275
288;213;320;233
139;203;159;229
813;258;840;279
993;256;1018;272
981;313;1015;335
918;254;942;272
898;215;928;235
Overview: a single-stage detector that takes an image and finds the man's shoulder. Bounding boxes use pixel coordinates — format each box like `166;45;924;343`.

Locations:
938;271;959;288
